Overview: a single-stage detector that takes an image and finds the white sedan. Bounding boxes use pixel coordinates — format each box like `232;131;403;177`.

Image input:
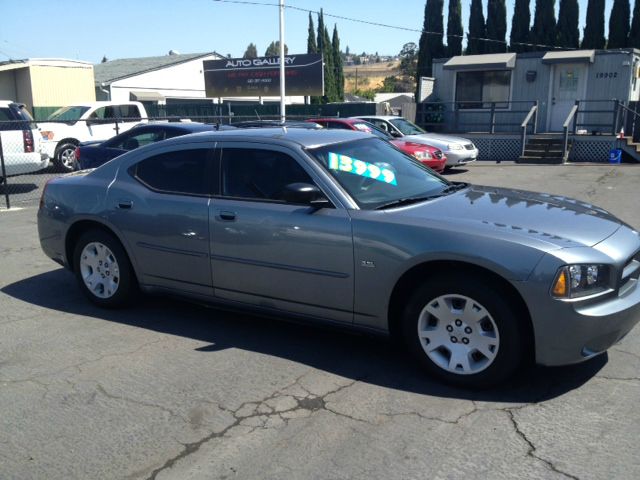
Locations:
354;115;478;168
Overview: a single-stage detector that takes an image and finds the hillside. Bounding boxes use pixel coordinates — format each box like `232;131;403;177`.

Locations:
343;60;401;93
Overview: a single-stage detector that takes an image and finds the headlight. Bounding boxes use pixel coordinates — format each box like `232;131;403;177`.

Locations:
41;131;55;140
551;264;611;299
413;150;432;160
448;144;464;150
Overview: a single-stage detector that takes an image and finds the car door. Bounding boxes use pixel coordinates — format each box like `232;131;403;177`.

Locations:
115;104;144;135
209;143;354;323
106;143;214;296
86;105;120;140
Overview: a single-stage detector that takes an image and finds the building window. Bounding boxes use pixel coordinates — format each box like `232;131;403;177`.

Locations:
455;71;511;109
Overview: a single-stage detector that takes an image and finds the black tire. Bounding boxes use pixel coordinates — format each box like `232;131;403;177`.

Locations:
401;273;525;388
54;142;78;172
73;229;136;308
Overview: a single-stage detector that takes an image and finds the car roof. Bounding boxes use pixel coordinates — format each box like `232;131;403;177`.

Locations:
159;127;371;149
132;122;214;132
353;115;407;121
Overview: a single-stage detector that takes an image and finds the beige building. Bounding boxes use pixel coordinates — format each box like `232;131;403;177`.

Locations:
0;59;95;119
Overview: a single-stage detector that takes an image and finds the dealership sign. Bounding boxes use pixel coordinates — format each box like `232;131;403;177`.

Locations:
203;53;323;97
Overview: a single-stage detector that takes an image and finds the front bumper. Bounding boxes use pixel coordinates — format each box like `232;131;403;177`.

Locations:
524;227;640;366
445;148;478;166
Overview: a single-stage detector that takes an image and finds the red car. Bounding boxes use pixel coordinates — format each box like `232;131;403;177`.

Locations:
308;117;447;172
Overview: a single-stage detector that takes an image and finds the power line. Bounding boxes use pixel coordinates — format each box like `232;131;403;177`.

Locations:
210;0;575;51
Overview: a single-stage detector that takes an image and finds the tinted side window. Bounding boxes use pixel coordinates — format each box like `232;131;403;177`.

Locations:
118;105;142;121
221;148;313;201
112;131;164;150
326;122;352;130
134;149;210;195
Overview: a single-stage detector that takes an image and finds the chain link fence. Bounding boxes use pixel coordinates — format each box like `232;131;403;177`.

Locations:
0;114;333;209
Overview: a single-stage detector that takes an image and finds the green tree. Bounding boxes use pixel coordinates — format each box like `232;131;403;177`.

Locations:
486;0;507;53
332;24;344;101
582;0;606;48
101;55;108;63
264;41;288;57
510;0;531;52
399;42;418;79
314;9;336;103
307;13;317;54
446;0;463;56
556;0;580;49
630;0;640;47
416;0;445;87
608;0;631;48
531;0;557;51
243;43;258;59
467;0;486;54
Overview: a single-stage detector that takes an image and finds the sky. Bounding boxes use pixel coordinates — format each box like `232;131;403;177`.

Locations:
0;0;619;64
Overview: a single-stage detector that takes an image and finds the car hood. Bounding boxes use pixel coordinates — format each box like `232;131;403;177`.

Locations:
79;140;103;147
405;133;474;147
391;185;622;249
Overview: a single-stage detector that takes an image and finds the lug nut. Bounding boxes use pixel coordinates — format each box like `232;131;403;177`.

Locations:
462;338;469;344
464;327;472;334
446;325;454;332
450;336;458;343
455;319;462;327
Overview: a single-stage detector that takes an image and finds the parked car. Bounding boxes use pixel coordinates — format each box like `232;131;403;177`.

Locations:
38;128;640;388
354;115;479;168
0;101;48;180
309;117;447;172
39;101;147;172
75;122;234;170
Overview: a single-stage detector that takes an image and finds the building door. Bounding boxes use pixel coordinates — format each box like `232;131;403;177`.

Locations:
549;63;587;131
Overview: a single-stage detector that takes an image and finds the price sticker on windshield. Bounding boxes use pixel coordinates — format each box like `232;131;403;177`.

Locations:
328;153;397;185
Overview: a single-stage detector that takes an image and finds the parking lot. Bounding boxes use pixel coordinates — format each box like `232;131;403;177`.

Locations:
1;163;640;480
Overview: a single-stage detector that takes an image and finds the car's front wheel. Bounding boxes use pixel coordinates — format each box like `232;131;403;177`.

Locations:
73;229;136;308
402;274;525;388
54;142;78;172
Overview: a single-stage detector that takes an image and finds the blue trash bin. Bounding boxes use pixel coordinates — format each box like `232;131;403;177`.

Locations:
609;149;622;164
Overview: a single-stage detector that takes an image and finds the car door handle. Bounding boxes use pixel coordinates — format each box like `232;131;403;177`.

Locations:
117;200;133;209
218;211;236;221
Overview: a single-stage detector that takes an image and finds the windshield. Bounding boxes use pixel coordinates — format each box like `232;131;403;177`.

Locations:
353;122;394;140
389;117;426;135
47;106;90;123
309;137;449;209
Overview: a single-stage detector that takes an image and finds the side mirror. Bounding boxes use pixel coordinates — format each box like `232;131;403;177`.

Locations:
390;130;402;138
282;183;332;208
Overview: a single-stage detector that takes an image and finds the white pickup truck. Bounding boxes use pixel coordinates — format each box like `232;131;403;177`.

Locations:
39;101;147;171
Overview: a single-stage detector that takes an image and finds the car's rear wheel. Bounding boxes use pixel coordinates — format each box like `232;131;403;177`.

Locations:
73;229;135;308
54;142;78;172
401;274;525;388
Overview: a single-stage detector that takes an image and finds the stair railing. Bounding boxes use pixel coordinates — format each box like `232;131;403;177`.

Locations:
563;101;580;160
615;101;640;143
520;101;539;156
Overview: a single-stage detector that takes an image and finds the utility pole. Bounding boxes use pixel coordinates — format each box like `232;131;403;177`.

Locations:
279;0;286;123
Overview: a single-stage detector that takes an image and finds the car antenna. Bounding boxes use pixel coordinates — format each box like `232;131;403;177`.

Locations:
254;109;261;121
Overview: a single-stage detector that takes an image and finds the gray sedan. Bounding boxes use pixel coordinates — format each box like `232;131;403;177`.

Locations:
37;128;640;387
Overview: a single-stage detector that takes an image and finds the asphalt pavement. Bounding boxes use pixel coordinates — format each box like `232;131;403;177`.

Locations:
1;163;639;479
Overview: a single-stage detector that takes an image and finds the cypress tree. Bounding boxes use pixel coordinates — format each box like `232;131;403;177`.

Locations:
486;0;507;53
317;10;336;102
608;0;631;48
416;0;445;84
510;0;531;52
556;0;580;49
467;0;486;54
582;0;606;48
332;25;344;101
630;0;640;47
446;0;463;56
307;13;317;54
531;0;557;51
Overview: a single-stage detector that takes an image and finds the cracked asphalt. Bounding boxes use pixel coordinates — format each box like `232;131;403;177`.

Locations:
1;164;640;480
